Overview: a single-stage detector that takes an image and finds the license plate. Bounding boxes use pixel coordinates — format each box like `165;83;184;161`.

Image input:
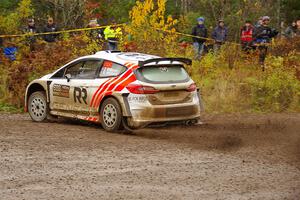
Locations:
164;92;179;97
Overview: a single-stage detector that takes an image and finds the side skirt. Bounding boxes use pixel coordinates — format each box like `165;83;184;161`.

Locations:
50;110;101;123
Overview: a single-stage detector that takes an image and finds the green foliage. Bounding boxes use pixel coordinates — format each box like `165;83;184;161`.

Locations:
247;57;300;112
0;0;34;34
0;0;19;13
103;0;136;22
0;102;22;113
282;0;300;22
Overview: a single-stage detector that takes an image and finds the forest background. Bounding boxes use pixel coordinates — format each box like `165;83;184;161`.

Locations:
0;0;299;113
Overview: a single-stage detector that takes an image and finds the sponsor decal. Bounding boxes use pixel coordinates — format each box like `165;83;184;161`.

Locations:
84;116;99;122
128;96;147;103
73;87;87;104
116;53;158;61
53;84;70;98
103;60;113;68
159;67;169;72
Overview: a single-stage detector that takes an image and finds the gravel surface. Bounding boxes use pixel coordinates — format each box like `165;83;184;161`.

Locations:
0;113;299;200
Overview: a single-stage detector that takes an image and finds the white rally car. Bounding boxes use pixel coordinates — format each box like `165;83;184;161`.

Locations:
25;51;203;131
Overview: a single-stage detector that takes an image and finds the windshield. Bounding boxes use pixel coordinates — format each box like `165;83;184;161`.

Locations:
136;65;190;83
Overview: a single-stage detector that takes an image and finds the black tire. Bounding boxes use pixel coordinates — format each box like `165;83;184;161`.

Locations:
100;98;122;132
28;91;49;122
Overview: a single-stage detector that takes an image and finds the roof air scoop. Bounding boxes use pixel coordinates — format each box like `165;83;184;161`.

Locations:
95;50;122;55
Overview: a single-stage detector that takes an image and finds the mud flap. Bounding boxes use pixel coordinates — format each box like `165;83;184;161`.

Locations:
197;89;205;112
121;93;132;117
121;117;133;132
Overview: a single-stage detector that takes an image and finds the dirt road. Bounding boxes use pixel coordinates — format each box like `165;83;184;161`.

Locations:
0;113;299;200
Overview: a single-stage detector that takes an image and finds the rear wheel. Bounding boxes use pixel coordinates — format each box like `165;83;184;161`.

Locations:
28;91;49;122
100;98;122;132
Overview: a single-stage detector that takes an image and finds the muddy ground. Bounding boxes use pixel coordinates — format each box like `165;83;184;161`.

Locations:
0;113;299;200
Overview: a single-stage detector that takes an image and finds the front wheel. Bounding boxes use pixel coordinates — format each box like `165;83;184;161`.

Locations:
28;91;49;122
100;98;122;132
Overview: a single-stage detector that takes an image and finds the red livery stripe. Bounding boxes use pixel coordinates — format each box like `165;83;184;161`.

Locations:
93;70;132;107
89;63;134;107
90;78;113;106
115;74;137;92
90;63;138;109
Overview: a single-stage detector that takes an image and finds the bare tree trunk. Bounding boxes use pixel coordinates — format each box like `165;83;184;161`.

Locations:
277;0;281;29
219;0;225;19
209;0;217;23
181;0;188;15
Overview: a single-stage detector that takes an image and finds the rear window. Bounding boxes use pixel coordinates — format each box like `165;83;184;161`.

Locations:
136;65;190;83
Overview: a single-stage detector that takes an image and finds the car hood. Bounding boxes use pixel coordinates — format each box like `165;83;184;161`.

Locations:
40;73;53;80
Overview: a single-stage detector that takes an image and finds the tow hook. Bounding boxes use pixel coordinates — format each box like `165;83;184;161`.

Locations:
185;119;199;126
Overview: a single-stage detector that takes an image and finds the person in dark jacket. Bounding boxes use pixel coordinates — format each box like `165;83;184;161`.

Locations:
240;20;254;52
255;17;263;28
88;19;103;43
43;17;59;43
191;17;208;59
0;36;3;63
295;19;300;36
212;19;228;53
23;18;38;51
284;21;297;38
253;16;278;68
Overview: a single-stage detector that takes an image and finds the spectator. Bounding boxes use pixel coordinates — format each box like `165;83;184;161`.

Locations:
43;17;59;43
23;18;38;51
191;17;208;59
104;24;122;50
296;19;300;36
0;29;3;48
212;19;228;53
88;19;103;40
253;16;279;68
284;21;297;38
240;20;254;53
255;17;263;28
0;36;3;63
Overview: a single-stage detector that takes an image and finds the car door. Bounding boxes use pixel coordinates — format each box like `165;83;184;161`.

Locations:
67;59;127;116
49;59;104;114
49;61;85;112
65;59;104;115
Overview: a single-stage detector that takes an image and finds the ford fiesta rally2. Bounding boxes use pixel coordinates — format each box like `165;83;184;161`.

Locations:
25;51;204;131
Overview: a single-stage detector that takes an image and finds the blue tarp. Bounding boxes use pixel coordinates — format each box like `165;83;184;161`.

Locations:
3;47;17;61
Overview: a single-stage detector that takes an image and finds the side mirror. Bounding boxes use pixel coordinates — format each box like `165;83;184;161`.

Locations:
65;74;71;82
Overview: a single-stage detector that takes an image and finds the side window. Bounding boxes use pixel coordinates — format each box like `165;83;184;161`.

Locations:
65;60;102;79
51;68;65;78
76;60;102;79
65;62;84;78
99;60;126;78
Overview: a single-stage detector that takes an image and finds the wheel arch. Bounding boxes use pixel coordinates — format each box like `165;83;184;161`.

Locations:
97;94;131;117
98;95;120;113
25;82;47;112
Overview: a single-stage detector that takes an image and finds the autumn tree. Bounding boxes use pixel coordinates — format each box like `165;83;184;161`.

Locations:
125;0;179;54
0;0;34;34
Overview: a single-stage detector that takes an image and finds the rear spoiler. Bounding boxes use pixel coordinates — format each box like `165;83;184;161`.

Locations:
138;58;192;67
